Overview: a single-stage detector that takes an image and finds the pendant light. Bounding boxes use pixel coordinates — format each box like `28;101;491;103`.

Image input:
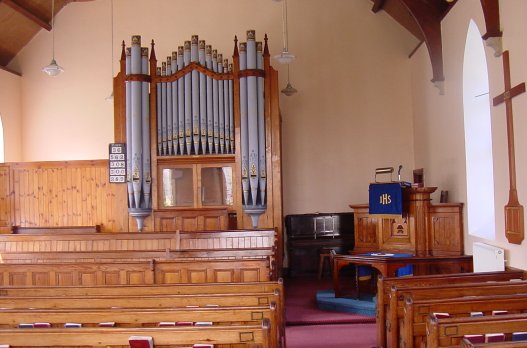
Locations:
105;0;115;101
281;65;297;96
42;0;64;76
274;0;295;64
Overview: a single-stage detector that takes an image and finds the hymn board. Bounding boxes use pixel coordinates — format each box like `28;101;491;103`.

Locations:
113;31;284;265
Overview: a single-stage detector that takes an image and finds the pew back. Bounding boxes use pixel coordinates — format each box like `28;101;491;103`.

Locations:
377;270;525;348
405;293;527;348
390;281;527;348
0;258;271;286
0;322;271;347
427;313;527;348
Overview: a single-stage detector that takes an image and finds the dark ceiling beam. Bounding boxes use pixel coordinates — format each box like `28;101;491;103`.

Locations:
1;0;51;31
399;0;445;83
480;0;502;39
371;0;385;13
0;64;22;76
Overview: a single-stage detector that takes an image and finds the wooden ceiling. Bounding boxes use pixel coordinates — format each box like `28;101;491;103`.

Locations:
0;0;502;82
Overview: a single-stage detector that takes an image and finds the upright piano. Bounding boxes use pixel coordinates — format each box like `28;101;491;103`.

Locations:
285;212;354;277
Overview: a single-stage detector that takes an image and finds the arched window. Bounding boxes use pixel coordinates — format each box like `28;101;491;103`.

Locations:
0;114;4;163
463;19;495;239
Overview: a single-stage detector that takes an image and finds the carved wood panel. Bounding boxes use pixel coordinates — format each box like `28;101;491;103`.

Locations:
154;209;228;231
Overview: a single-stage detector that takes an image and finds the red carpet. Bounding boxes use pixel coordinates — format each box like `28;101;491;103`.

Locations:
285;277;376;325
286;323;377;348
284;276;377;347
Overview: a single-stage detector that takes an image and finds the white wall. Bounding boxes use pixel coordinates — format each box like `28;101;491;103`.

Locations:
0;69;22;162
9;0;418;217
411;0;527;270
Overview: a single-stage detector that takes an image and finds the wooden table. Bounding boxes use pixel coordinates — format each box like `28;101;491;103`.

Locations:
332;253;473;298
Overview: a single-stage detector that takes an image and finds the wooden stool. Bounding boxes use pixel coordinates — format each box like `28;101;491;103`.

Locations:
318;248;333;279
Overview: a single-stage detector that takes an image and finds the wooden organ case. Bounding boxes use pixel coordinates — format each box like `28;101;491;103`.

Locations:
113;31;284;269
350;187;464;257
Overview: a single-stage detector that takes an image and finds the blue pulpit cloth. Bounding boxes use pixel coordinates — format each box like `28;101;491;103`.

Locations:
369;182;403;217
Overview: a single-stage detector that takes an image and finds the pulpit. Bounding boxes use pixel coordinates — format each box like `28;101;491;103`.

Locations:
350;186;464;256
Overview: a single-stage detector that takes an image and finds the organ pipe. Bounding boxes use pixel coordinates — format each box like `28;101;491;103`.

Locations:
199;40;207;153
205;45;214;154
177;46;185;155
125;48;133;207
246;30;259;206
239;42;250;206
191;35;200;154
256;41;266;204
141;47;151;209
125;35;151;231
171;51;178;155
184;41;192;155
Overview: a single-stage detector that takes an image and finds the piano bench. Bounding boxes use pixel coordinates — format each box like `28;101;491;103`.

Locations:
318;248;334;279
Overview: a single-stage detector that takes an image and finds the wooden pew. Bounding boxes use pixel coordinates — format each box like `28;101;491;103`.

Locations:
427;313;527;348
0;292;281;348
0;321;272;347
404;293;527;348
0;248;275;263
0;258;271;286
0;305;279;348
388;280;527;348
0;279;284;299
376;270;525;348
0;280;285;348
0;291;281;309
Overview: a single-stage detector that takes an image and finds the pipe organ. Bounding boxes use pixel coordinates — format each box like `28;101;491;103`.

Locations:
115;30;283;269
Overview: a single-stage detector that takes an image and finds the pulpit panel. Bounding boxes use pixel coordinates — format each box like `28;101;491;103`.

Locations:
379;216;414;253
430;203;464;255
351;205;378;253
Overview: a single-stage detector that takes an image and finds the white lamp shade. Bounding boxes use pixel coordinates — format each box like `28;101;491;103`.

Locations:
42;59;64;76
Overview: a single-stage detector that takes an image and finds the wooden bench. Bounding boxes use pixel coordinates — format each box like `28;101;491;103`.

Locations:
427;313;527;348
0;258;271;286
376;270;526;348
404;293;527;348
0;280;285;348
388;280;527;348
0;291;281;309
0;304;279;348
0;321;272;347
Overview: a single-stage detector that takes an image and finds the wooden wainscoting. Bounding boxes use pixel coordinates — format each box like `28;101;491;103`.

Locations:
0;161;128;232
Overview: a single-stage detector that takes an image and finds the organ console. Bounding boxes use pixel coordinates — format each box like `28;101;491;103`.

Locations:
114;31;284;272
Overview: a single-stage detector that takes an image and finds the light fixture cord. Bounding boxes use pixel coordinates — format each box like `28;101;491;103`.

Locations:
51;0;55;60
281;0;289;52
110;0;114;77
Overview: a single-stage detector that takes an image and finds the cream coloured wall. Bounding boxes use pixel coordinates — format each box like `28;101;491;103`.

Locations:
411;0;527;270
0;69;22;162
9;0;418;217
